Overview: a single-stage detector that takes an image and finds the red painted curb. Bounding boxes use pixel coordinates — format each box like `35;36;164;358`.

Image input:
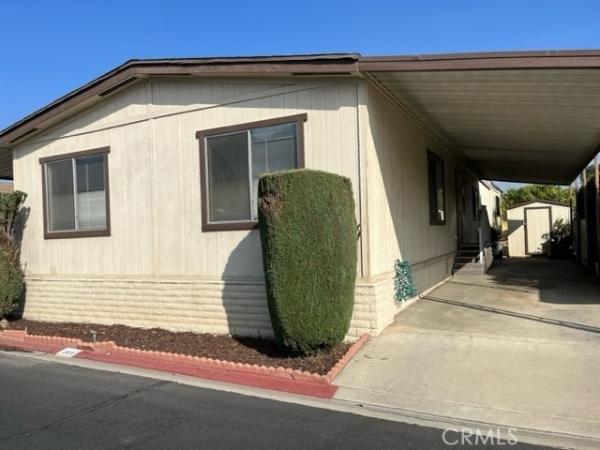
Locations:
81;350;337;398
0;330;369;399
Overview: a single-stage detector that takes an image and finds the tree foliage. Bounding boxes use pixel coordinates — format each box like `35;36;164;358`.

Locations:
501;185;570;216
0;190;27;241
0;191;27;318
258;170;357;354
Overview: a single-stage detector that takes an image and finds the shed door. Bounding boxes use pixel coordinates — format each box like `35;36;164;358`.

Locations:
525;207;551;254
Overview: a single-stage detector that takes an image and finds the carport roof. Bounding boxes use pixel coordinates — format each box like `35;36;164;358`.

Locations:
2;50;600;184
360;50;600;185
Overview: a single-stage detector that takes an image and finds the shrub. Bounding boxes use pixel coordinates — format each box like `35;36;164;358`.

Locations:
0;191;27;318
258;169;357;354
0;190;27;240
0;234;24;318
542;218;573;259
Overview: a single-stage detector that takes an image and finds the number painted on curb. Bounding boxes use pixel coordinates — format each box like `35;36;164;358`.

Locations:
56;347;82;358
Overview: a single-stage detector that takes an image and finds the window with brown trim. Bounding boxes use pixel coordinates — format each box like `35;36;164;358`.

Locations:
427;150;446;225
40;147;111;239
197;114;307;231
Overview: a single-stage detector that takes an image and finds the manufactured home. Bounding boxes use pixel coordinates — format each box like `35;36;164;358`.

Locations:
1;52;599;337
479;180;503;230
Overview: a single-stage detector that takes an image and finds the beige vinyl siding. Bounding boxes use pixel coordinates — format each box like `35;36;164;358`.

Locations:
14;77;361;279
12;75;482;337
507;202;571;257
359;83;462;292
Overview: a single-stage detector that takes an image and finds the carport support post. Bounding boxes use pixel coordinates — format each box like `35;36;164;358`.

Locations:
595;154;600;277
583;168;588;268
569;183;574;259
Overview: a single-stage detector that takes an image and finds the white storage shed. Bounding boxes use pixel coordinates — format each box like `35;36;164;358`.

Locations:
507;201;571;257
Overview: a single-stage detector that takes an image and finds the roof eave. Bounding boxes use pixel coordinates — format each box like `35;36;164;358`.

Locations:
507;200;570;210
3;50;600;185
0;54;362;146
359;49;600;72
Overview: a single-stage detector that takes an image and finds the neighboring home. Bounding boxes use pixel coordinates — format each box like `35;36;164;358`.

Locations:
0;52;597;338
0;181;13;193
507;201;570;256
479;180;502;230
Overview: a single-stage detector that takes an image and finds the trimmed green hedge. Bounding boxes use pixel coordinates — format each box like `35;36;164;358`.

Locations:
258;169;357;354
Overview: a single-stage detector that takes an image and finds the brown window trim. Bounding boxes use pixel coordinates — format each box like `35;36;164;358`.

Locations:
40;146;111;239
427;149;446;226
196;114;307;232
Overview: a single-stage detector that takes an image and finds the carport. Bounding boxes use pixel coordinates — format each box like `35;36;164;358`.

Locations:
359;50;600;275
335;51;600;445
335;257;600;445
359;50;600;185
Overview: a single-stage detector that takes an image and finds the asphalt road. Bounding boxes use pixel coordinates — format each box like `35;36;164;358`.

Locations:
0;351;552;450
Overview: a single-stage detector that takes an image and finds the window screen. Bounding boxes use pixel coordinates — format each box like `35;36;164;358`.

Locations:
43;150;109;236
203;120;300;227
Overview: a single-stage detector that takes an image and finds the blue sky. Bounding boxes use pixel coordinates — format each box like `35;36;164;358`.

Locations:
2;0;599;189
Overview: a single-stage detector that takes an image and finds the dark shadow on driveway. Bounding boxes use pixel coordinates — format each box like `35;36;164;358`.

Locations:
468;257;600;305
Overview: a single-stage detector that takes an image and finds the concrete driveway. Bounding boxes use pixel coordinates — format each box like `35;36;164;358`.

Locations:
335;258;600;445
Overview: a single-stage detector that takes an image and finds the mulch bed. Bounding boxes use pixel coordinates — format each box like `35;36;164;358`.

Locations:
7;319;350;375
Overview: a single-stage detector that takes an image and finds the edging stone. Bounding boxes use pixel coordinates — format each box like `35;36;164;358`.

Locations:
0;329;368;397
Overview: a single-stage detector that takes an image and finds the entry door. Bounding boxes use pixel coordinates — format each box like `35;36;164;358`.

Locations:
525;207;551;254
455;170;467;244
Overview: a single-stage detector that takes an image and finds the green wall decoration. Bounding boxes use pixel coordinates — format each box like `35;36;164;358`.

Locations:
394;260;417;301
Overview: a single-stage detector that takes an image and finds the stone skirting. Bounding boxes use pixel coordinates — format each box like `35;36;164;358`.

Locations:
22;274;398;339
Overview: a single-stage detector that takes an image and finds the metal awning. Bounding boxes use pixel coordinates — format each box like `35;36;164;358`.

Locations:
360;51;600;184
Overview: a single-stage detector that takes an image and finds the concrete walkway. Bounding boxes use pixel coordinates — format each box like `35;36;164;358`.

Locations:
335;258;600;446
